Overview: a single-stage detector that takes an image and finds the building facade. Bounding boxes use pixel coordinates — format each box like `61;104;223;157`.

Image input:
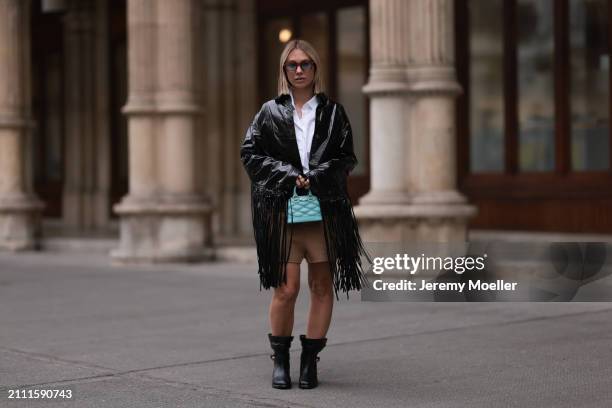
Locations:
0;0;610;258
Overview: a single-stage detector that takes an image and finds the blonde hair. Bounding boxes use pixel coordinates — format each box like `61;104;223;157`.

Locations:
277;39;325;96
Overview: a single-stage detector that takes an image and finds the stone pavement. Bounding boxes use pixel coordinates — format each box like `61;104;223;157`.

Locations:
1;250;611;408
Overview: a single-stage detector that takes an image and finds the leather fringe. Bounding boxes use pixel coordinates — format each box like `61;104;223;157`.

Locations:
251;186;292;290
251;187;370;300
319;196;371;300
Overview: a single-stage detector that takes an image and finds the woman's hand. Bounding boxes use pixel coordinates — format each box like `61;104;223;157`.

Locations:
296;174;310;189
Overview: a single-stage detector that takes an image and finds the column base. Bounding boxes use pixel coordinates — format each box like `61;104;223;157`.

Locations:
0;195;45;251
358;190;413;205
353;203;477;243
111;197;214;263
353;203;477;280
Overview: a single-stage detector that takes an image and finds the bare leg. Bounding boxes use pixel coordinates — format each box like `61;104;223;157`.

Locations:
306;261;334;338
269;263;300;336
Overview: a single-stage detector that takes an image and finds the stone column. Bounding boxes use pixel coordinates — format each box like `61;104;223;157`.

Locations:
112;0;213;262
122;0;157;200
355;0;476;242
0;0;44;250
93;0;112;228
407;0;467;207
219;0;239;238
203;0;223;237
61;0;112;231
202;0;256;243
235;0;258;239
360;0;412;206
63;0;95;229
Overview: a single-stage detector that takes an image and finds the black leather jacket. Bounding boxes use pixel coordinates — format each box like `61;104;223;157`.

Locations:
240;93;369;299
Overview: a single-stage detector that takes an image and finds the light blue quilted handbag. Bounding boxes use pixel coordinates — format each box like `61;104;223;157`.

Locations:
287;186;322;223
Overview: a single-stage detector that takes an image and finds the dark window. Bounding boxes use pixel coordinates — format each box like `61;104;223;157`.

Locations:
457;0;612;232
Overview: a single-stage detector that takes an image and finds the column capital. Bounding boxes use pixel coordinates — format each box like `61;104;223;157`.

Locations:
407;66;463;96
365;0;410;94
406;0;460;96
121;101;204;116
362;79;410;96
0;114;35;129
407;0;455;66
369;0;410;67
0;194;45;212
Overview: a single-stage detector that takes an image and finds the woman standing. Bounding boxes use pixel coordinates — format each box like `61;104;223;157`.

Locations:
240;39;369;390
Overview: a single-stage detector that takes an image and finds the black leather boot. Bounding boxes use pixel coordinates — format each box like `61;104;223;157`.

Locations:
299;335;327;389
268;333;293;389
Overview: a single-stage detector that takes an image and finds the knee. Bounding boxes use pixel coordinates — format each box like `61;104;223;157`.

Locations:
308;278;332;300
274;284;300;303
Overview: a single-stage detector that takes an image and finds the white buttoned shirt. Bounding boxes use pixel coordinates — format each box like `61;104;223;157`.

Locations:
290;92;319;172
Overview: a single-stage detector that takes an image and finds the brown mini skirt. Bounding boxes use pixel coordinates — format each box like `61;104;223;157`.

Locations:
284;221;329;264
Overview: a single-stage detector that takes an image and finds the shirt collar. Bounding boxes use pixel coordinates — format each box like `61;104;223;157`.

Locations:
289;91;319;113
